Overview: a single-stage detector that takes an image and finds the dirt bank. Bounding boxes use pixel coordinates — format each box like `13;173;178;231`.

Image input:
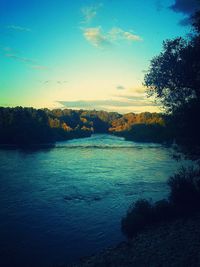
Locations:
71;214;200;267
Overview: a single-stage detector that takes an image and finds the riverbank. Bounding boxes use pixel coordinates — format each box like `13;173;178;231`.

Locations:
70;213;200;267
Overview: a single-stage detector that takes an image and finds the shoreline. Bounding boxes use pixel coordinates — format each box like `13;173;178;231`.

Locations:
69;213;200;267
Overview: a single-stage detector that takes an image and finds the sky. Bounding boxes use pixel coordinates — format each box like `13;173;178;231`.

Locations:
0;0;199;113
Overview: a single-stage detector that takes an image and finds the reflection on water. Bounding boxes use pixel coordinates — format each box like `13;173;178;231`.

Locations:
0;134;190;267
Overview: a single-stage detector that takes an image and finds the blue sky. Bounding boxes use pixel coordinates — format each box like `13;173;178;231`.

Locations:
0;0;198;113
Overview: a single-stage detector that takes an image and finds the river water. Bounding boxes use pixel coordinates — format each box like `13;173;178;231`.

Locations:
0;134;188;267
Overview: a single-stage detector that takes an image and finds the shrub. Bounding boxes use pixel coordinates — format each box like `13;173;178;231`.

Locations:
152;199;174;221
168;166;200;215
121;199;153;239
121;166;200;239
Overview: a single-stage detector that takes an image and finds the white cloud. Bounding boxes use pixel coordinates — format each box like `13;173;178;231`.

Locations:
82;26;142;47
80;3;142;48
81;3;102;23
6;25;31;32
123;31;142;41
109;27;142;42
83;27;110;47
58;98;160;113
58;97;159;111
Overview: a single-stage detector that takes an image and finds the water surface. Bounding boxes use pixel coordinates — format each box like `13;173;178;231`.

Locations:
0;134;188;267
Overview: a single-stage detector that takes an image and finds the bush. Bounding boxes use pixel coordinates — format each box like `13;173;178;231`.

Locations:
121;200;153;239
121;199;174;239
121;166;200;239
152;199;174;221
168;166;200;214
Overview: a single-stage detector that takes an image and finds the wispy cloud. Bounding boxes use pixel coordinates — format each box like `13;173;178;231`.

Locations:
38;80;68;84
57;80;68;84
134;87;146;94
2;46;13;52
81;3;102;23
58;98;159;111
6;25;31;32
113;95;146;101
5;53;36;64
113;85;150;103
80;3;142;48
0;46;19;54
123;31;142;41
82;26;142;47
2;25;47;70
109;27;142;42
116;85;126;90
31;65;48;70
82;26;110;47
3;48;48;71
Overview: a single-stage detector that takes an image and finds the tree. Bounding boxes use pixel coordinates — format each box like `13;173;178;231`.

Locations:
144;11;200;113
144;11;200;147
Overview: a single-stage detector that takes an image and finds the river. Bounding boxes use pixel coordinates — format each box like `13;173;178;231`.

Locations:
0;134;189;267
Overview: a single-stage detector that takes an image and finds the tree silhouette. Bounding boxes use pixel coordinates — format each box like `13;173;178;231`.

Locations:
144;11;200;113
144;11;200;147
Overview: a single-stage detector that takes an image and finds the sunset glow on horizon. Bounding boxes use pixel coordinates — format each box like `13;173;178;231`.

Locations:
0;0;193;113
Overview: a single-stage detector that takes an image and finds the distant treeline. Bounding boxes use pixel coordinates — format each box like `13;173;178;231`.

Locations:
0;106;172;145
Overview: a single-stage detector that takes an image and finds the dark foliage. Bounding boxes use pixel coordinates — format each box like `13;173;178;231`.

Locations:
121;10;200;240
109;112;172;143
123;123;171;143
121;199;154;239
168;99;200;146
168;166;200;215
0;107;92;145
0;107;169;145
121;199;174;239
144;11;200;148
121;166;200;239
0;107;54;145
